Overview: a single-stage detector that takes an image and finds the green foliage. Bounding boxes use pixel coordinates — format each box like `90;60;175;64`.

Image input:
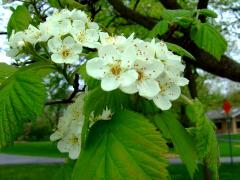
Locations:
53;161;75;180
154;111;198;178
81;87;131;146
148;20;168;38
73;110;169;180
0;62;54;149
166;42;196;60
198;9;218;18
83;87;131;120
48;0;85;9
161;9;193;21
190;22;227;60
0;63;17;84
7;5;31;37
186;99;220;179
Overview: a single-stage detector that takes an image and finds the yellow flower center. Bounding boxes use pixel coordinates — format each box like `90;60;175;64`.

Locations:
137;70;144;81
77;31;85;42
110;63;121;76
61;49;70;58
70;136;79;145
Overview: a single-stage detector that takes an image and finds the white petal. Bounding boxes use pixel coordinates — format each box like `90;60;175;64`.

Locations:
120;45;136;68
88;22;99;29
86;58;108;79
85;29;99;42
119;70;138;87
176;77;189;86
98;45;118;62
138;79;160;98
50;131;63;141
101;76;120;91
72;20;85;30
120;83;138;94
63;36;75;48
153;95;172;110
164;85;181;100
51;54;64;63
69;144;80;159
57;139;69;153
72;44;83;54
48;37;62;53
135;60;163;79
64;55;79;64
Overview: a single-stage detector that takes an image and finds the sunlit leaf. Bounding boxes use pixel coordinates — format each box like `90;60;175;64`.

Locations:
73;110;169;180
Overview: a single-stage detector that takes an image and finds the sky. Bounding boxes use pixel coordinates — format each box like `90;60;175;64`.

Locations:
0;0;240;95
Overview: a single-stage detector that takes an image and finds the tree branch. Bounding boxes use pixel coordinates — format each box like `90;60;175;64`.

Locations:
107;0;156;29
107;0;240;82
197;0;209;22
45;74;85;105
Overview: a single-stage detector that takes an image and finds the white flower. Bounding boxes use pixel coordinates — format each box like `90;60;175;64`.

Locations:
24;25;41;45
38;22;52;42
50;94;85;159
48;19;72;37
99;107;113;120
133;38;155;61
48;36;82;64
99;32;134;51
89;107;113;125
86;44;138;91
57;120;82;159
152;73;182;110
8;31;26;48
71;20;100;48
7;31;26;58
121;59;163;98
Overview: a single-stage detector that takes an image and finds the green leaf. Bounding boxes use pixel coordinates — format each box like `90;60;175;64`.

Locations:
154;111;198;178
81;87;131;148
73;110;169;180
161;9;193;21
186;99;220;179
83;87;131;119
148;20;168;38
48;0;86;9
166;42;196;60
77;62;100;90
0;62;54;149
198;9;218;18
7;5;31;37
190;22;227;60
0;63;17;84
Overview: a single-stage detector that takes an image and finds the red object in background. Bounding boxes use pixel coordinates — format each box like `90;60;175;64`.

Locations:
223;100;231;114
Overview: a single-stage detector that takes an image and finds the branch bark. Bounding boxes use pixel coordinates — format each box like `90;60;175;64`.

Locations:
107;0;240;82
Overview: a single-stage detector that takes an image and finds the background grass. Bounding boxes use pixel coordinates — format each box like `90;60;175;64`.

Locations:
1;138;240;157
169;163;240;180
0;141;66;157
0;164;61;180
0;163;239;180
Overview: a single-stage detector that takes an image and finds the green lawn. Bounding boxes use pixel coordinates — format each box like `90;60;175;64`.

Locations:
0;141;66;157
0;163;239;180
218;134;240;157
1;140;240;158
169;163;240;180
0;164;61;180
219;134;240;140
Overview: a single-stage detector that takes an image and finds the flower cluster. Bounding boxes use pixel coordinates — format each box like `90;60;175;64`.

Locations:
50;94;112;159
86;33;189;110
7;9;100;64
7;8;188;111
50;94;85;159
